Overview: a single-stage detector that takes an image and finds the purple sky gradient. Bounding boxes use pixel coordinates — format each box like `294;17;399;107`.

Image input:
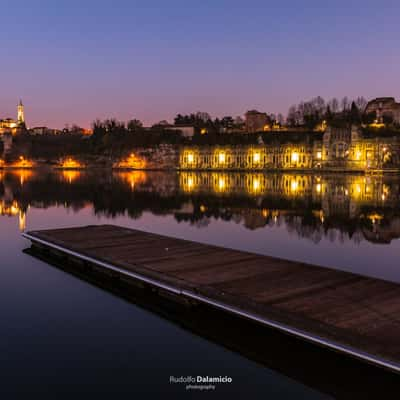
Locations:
1;0;399;128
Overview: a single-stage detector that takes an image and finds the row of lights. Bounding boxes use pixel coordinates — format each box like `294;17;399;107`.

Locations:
187;151;304;165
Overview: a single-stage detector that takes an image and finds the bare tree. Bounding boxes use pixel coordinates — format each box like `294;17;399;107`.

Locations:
277;113;285;125
341;96;350;111
328;98;339;113
355;96;367;112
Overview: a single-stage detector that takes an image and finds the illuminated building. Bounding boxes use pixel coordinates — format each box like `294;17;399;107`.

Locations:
365;97;400;124
0;100;25;135
180;125;400;171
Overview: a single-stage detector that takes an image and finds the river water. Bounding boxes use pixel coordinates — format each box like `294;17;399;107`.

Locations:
1;169;399;398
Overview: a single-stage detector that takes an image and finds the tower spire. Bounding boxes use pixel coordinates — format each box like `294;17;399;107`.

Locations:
17;99;25;125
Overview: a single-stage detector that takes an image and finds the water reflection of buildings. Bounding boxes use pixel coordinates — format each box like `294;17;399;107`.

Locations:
179;172;400;243
180;172;312;197
0;198;27;232
2;169;400;244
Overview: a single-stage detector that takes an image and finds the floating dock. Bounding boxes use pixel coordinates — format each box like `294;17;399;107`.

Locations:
23;225;400;373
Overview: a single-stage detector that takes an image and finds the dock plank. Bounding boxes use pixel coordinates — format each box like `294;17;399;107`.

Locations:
23;224;400;372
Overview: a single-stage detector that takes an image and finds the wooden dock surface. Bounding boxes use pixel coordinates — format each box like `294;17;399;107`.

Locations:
23;225;400;372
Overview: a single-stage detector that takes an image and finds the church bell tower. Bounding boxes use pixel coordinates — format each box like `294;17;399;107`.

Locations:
17;100;25;125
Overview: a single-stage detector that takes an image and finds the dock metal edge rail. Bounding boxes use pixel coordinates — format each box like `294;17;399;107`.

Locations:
22;232;400;374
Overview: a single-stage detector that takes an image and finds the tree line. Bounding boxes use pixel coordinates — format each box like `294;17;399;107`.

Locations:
286;96;373;129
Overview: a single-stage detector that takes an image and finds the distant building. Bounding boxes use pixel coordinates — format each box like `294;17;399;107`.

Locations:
245;110;269;133
157;124;196;138
365;97;400;124
0;100;25;135
175;126;195;137
29;126;61;135
30;127;49;135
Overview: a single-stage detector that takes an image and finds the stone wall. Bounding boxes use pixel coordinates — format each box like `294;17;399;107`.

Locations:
122;144;179;170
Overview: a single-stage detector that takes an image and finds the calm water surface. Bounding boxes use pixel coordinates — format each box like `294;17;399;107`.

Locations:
2;169;400;398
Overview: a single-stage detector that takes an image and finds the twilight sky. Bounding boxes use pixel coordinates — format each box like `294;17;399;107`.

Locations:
1;0;399;128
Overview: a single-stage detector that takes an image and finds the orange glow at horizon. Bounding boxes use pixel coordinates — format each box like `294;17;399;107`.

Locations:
9;156;34;168
61;157;83;169
116;153;147;169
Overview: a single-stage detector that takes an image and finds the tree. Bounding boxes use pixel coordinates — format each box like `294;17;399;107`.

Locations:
350;101;361;124
195;111;211;123
328;98;339;113
341;96;350;111
362;111;376;125
355;96;367;113
277;113;285;125
287;105;298;127
127;119;143;132
383;114;394;124
325;105;333;121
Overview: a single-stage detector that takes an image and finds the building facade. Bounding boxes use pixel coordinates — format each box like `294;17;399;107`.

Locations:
0;100;25;135
245;110;270;133
180;126;400;171
365;97;400;124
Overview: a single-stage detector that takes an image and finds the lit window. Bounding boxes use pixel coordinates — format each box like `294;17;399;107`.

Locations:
316;151;322;159
218;152;226;164
291;152;299;163
253;152;260;163
187;153;194;164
